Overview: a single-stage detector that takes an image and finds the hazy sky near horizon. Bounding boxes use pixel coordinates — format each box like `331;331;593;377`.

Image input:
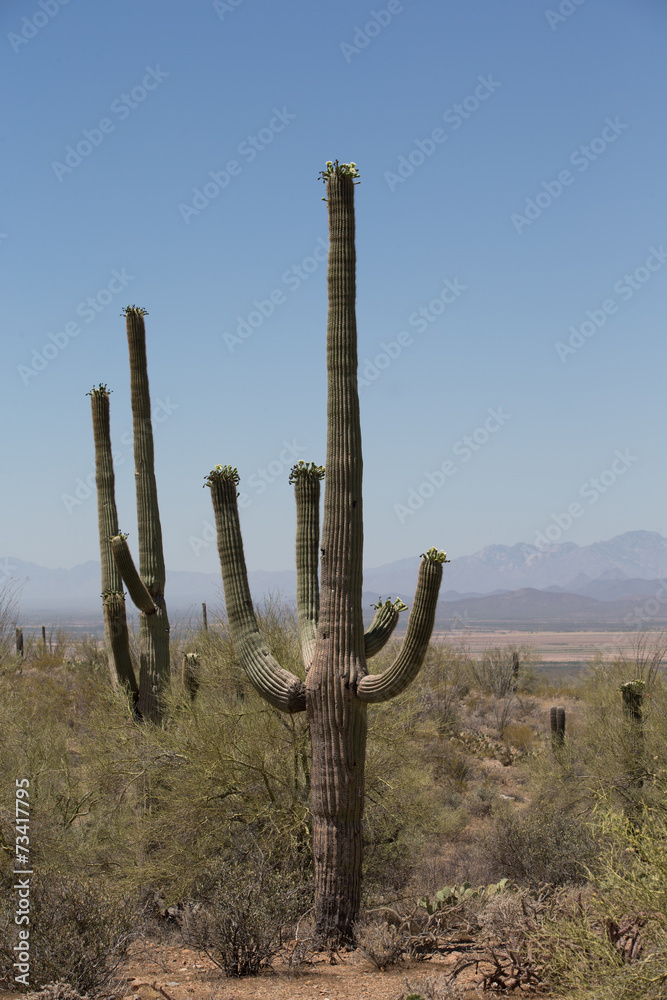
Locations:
3;0;667;578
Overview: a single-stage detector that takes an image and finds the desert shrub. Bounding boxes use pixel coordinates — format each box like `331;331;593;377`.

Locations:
476;800;599;888
355;916;406;970
0;581;21;664
413;644;472;734
181;844;311;976
0;869;134;993
470;644;538;698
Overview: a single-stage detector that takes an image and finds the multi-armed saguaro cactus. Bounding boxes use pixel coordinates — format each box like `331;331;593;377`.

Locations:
89;307;170;721
206;162;448;944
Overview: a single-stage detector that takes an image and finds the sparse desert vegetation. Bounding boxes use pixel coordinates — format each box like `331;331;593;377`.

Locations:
2;600;667;998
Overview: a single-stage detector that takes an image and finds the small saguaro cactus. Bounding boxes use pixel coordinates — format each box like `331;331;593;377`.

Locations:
550;705;566;749
621;679;645;723
206;161;449;945
621;679;645;787
89;308;170;721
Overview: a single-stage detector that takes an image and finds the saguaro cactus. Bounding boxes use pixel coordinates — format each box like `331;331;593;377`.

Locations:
89;384;137;705
206;162;448;944
90;308;170;721
621;679;645;787
550;705;566;750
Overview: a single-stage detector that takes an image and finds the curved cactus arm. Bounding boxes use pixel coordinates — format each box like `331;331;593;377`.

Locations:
290;461;325;672
88;385;138;700
356;549;448;704
206;466;306;713
364;597;407;659
111;534;157;614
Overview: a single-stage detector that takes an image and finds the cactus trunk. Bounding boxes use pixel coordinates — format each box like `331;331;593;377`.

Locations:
306;169;368;944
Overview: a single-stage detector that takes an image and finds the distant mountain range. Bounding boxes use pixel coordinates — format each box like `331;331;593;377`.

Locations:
4;530;667;627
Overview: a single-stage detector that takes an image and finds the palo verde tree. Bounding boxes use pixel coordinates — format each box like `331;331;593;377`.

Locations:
205;161;448;945
89;307;170;721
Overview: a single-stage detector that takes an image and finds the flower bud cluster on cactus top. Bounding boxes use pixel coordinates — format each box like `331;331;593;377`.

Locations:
121;304;149;317
370;597;408;613
319;159;360;181
422;547;450;563
204;465;241;488
289;460;326;484
621;679;646;693
87;383;111;397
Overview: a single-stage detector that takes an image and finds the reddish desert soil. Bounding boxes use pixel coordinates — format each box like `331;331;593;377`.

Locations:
0;943;486;1000
121;940;483;1000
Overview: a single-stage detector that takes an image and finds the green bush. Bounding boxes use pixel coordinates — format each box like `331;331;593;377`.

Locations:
477;800;599;888
0;869;134;993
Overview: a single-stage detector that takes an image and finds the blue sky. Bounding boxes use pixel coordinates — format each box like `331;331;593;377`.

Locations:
2;0;666;577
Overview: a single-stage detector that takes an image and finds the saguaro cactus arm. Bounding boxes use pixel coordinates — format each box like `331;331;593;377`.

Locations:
89;384;137;699
356;550;448;703
124;306;166;597
111;534;157;614
290;461;325;672
207;466;306;713
121;305;170;721
364;598;407;659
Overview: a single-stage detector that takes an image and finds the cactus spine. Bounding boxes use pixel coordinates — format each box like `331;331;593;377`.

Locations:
206;162;447;944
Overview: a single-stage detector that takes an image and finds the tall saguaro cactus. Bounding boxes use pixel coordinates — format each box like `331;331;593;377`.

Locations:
90;307;170;721
206;162;447;944
89;384;137;705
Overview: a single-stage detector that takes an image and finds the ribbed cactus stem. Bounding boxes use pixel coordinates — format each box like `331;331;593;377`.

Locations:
111;535;156;614
290;462;325;672
182;652;200;699
89;385;137;701
123;306;170;720
207;467;306;712
357;555;446;702
306;165;368;944
550;705;566;749
364;598;407;659
621;679;645;723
